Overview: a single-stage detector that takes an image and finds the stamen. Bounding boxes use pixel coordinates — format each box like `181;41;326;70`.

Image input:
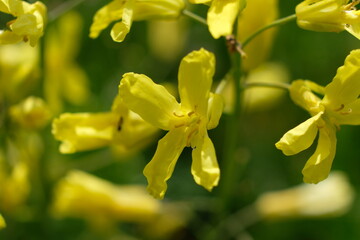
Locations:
187;111;195;117
334;104;344;112
340;108;352;115
173;112;184;117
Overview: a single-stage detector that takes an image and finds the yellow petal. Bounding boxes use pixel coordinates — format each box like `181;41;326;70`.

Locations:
191;132;220;191
110;0;133;42
333;98;360;125
323;49;360;109
302;123;337;183
0;30;22;44
133;0;185;19
276;112;323;156
52;113;118;154
289;80;323;115
188;0;211;3
207;93;223;130
89;0;125;39
178;48;215;115
143;128;187;199
119;72;181;130
207;0;242;39
345;11;360;39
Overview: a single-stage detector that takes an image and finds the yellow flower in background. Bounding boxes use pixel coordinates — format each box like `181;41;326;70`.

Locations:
51;170;160;223
237;0;278;71
9;96;51;129
255;171;354;219
221;63;289;113
44;11;91;113
90;0;185;42
0;43;39;103
296;0;360;39
0;0;46;46
147;19;188;62
242;63;289;112
119;49;223;199
51;170;189;237
276;49;360;183
189;0;246;39
0;214;5;229
52;95;158;155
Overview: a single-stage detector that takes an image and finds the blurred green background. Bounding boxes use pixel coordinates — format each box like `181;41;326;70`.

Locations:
1;0;360;239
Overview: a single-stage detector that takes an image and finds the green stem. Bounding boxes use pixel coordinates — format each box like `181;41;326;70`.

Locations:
182;9;208;26
48;0;86;22
220;54;242;198
242;14;297;48
243;81;290;90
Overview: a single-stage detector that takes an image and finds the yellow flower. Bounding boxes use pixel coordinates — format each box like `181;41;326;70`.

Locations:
0;0;46;46
44;12;91;113
237;0;278;71
0;214;5;229
119;48;223;199
0;43;39;103
255;171;354;219
276;49;360;183
89;0;185;42
52;95;158;155
189;0;246;39
51;170;161;223
9;96;51;129
296;0;360;39
52;170;189;237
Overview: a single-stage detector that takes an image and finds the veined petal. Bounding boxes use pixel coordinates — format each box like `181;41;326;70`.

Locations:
89;0;125;39
110;0;133;42
323;49;360;108
207;0;241;39
178;48;215;115
191;131;220;191
143;128;186;199
119;73;181;130
302;123;337;183
207;93;223;130
276;112;323;156
52;113;118;154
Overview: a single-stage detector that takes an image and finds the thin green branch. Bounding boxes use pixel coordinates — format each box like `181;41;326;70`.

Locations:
243;81;291;90
242;14;297;48
183;9;208;26
48;0;86;22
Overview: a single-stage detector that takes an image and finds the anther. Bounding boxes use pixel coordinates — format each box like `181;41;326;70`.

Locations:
334;104;345;112
187;111;195;117
173;112;184;117
340;108;352;115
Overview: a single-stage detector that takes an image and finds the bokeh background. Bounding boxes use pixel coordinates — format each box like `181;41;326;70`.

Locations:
1;0;360;239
